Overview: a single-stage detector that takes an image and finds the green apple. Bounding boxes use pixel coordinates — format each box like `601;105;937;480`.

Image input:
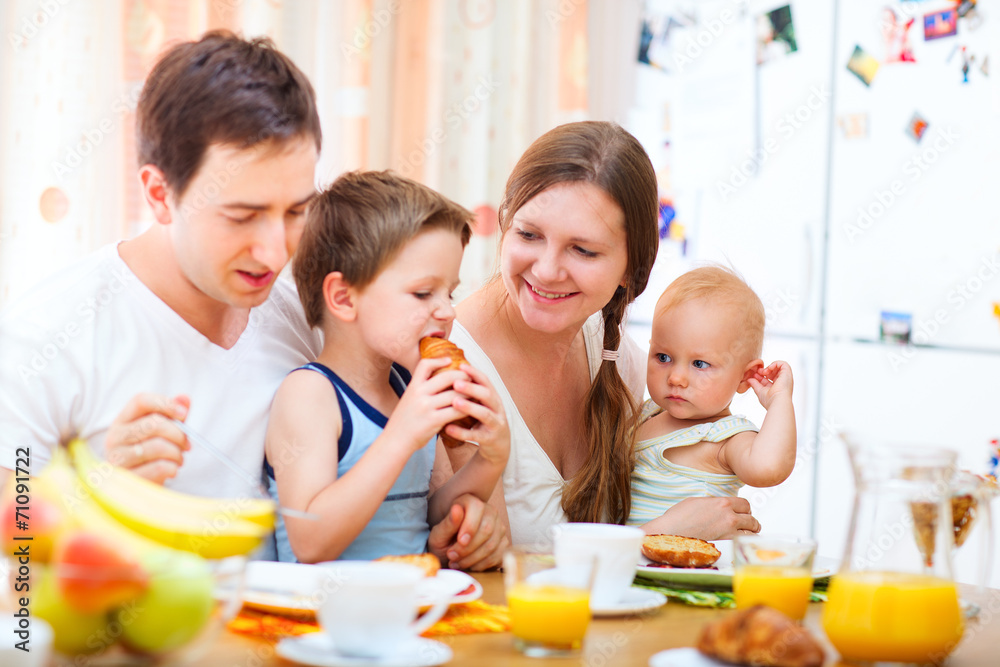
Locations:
31;566;110;655
119;550;214;654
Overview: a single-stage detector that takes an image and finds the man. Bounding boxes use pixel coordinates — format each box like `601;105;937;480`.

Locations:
0;32;504;568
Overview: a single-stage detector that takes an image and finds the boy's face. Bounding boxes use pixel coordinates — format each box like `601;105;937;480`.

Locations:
165;137;318;310
646;297;754;421
353;228;464;371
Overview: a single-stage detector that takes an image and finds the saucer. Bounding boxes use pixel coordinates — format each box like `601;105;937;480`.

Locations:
591;587;667;617
276;633;453;667
649;647;726;666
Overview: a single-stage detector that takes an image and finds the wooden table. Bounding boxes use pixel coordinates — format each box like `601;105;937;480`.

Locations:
204;573;1000;666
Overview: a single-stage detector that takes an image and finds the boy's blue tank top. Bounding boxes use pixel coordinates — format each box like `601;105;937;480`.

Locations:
266;362;435;562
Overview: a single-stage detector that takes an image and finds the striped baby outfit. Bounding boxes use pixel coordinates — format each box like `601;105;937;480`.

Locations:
627;399;757;526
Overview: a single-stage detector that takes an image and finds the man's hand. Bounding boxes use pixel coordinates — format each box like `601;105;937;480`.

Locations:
428;494;509;571
642;496;761;541
104;393;191;484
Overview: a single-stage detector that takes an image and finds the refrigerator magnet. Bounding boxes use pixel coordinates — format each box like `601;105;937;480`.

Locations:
905;112;930;143
846;45;879;87
880;311;912;345
923;8;958;40
756;5;798;66
837;113;868;140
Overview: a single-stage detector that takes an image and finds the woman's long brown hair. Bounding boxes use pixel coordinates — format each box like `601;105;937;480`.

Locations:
498;122;659;524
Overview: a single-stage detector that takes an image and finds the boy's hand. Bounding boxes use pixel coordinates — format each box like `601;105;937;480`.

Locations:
384;357;469;451
444;364;509;465
747;360;793;410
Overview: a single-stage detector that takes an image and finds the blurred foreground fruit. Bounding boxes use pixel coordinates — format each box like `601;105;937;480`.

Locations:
54;530;148;613
120;550;215;653
1;489;67;562
68;438;272;557
32;567;108;656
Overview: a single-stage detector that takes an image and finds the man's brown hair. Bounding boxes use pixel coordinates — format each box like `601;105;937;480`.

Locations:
136;30;321;198
294;171;473;329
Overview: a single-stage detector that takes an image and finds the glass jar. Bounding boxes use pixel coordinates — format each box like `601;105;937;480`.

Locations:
822;439;964;664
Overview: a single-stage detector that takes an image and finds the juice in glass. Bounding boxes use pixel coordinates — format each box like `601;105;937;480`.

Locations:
507;583;591;650
823;571;964;663
733;565;813;620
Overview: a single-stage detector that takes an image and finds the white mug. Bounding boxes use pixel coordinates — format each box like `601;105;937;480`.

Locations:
0;616;52;667
553;523;644;607
318;561;450;659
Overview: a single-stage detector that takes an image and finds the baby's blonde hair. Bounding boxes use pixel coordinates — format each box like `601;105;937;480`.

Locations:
655;264;765;360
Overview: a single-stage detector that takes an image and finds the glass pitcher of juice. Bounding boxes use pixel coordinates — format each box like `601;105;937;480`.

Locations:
822;438;965;664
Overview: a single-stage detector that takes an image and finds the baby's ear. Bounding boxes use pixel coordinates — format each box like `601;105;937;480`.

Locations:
737;359;765;394
323;272;357;322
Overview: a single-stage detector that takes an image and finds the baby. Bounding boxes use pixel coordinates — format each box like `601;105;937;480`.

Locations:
627;265;796;527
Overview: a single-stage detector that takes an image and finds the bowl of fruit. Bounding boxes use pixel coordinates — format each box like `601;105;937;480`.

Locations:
3;440;275;665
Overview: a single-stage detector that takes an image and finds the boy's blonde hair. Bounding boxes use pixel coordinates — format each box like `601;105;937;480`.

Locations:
294;170;473;328
655;265;766;360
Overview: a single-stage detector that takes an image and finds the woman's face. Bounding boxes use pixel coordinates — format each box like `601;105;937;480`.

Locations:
500;181;629;335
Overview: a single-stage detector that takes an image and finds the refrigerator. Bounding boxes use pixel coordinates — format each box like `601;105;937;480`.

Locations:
626;0;999;585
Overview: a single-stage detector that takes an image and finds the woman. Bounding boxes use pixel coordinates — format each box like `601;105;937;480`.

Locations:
442;121;760;549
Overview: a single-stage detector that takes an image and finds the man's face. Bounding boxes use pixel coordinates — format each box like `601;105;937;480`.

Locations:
165;138;318;310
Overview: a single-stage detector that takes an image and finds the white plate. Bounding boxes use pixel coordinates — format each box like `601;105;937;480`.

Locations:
635;540;837;589
242;562;481;617
277;633;452;667
591;588;667;617
649;647;727;667
416;569;482;606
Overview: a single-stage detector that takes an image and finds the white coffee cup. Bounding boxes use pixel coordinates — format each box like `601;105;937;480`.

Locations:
318;561;450;659
0;616;52;667
553;523;644;607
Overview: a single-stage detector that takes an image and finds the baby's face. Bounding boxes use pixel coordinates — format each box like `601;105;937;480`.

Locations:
646;297;752;421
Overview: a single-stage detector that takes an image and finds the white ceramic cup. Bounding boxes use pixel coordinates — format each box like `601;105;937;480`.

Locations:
318;561;450;659
0;616;52;667
553;523;644;608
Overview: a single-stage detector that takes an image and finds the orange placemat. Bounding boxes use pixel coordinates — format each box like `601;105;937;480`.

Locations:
228;601;510;643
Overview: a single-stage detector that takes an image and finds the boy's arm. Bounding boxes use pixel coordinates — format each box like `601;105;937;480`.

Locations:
267;371;413;564
720;361;796;488
272;358;469;563
427;364;509;525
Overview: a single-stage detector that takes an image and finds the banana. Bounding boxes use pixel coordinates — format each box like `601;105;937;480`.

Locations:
67;439;271;559
68;438;276;528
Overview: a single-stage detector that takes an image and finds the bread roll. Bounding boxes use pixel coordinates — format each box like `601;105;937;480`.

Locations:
697;605;825;667
419;336;478;447
375;553;441;578
642;535;721;568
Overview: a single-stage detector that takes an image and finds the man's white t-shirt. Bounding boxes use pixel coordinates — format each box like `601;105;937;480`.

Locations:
0;243;321;499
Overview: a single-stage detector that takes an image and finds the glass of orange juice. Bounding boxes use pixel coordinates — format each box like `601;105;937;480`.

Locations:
733;534;817;620
503;548;596;657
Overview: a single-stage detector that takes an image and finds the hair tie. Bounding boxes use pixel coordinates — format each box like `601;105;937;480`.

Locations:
601;349;619;362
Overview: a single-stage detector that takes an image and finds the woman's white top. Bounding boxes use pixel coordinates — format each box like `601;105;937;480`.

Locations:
450;313;645;549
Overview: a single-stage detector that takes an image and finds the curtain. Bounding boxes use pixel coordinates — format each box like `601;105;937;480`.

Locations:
0;0;593;308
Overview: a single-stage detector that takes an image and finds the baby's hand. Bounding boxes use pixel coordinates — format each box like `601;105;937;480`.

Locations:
444;364;510;466
384;357;469;452
747;360;793;410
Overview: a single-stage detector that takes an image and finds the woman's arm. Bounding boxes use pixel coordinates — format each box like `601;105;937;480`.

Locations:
427;364;509;525
434;441;512;552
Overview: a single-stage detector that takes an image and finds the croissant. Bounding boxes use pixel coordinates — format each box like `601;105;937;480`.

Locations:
419;336;478;447
697;605;825;667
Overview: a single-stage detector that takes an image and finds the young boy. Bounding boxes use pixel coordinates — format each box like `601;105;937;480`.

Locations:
627;265;796;527
265;171;510;563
